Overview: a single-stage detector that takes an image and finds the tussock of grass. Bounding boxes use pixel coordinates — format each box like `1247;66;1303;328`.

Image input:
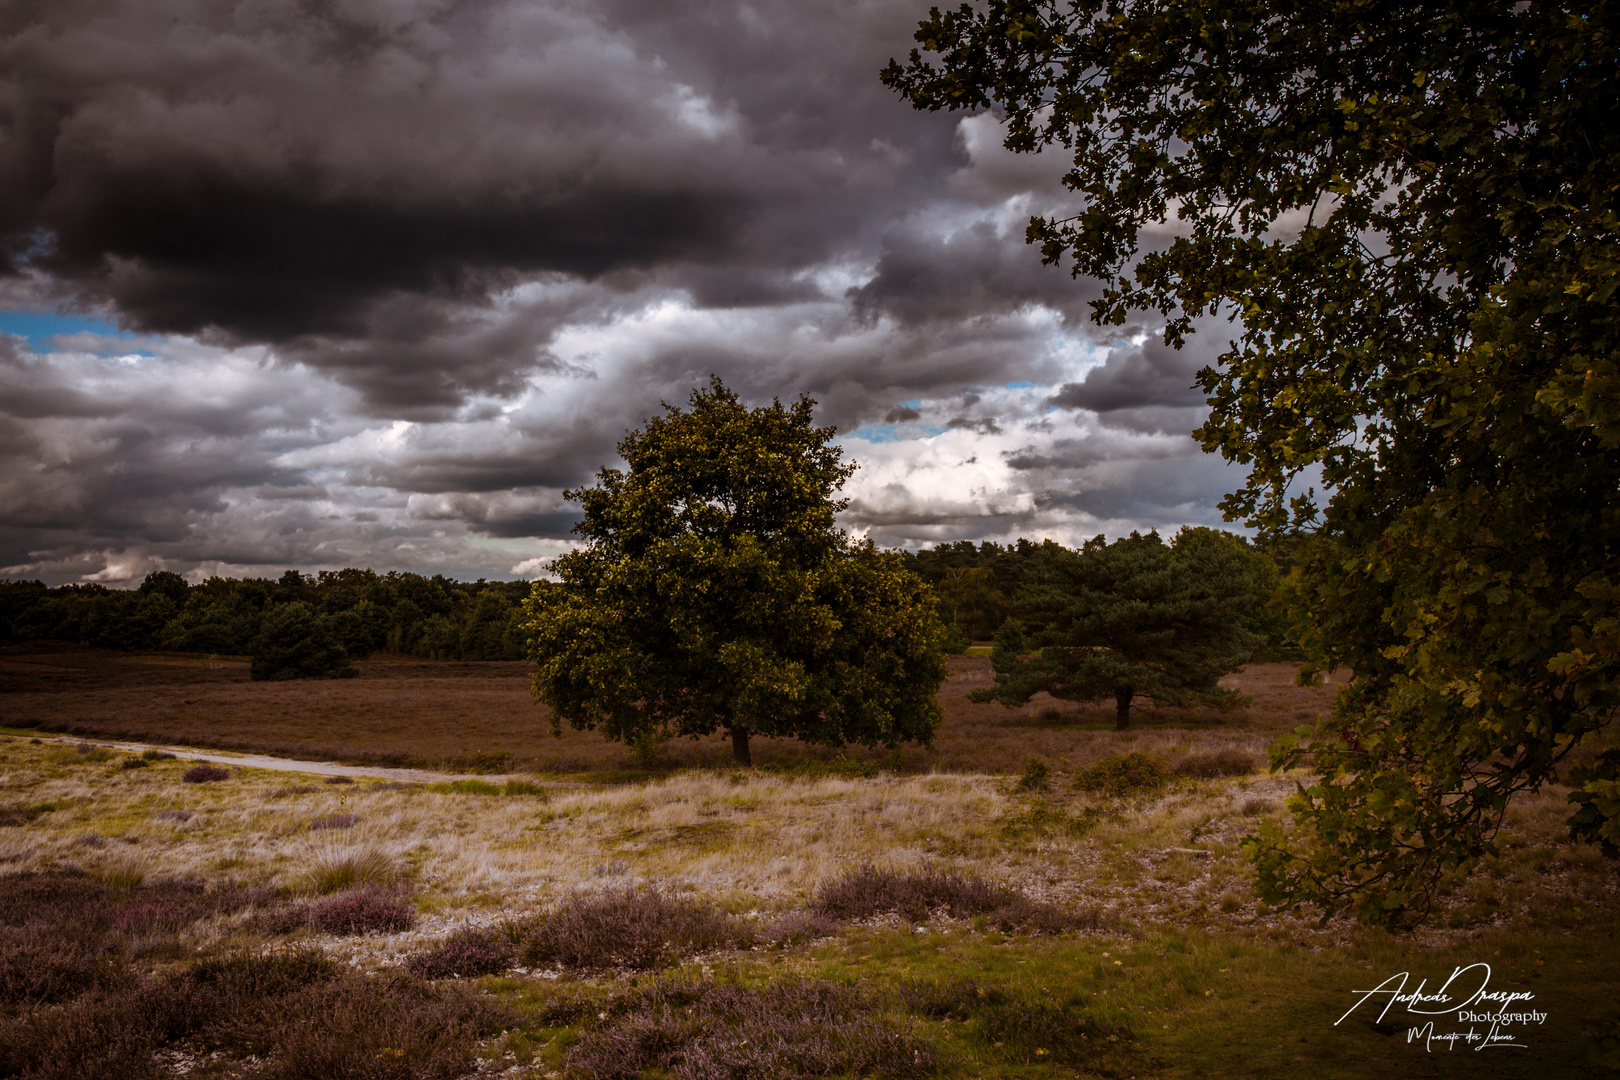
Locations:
301;843;402;894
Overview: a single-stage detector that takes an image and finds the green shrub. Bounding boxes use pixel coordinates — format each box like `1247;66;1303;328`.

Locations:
1075;752;1167;797
1015;757;1050;791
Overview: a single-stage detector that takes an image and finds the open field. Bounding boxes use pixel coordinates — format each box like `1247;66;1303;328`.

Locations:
3;646;1617;1076
1;646;1335;776
2;704;1618;1076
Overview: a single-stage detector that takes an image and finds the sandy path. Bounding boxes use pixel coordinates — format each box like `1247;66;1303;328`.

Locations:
29;734;579;787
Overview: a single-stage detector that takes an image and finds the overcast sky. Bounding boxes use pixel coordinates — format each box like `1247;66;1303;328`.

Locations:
0;0;1246;586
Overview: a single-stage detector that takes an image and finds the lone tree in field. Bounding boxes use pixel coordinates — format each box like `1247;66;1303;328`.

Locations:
970;529;1275;729
524;378;948;766
886;1;1620;925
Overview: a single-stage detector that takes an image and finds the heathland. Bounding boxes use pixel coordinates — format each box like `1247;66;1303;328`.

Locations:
1;645;1616;1078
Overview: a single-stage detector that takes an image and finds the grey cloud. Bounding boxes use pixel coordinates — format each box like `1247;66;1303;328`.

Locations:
850;220;1101;328
1049;328;1228;414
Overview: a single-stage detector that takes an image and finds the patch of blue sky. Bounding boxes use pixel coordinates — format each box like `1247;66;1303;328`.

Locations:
0;310;155;356
844;421;946;444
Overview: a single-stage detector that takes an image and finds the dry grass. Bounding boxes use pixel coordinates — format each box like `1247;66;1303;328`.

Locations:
1;645;1338;775
0;724;1611;960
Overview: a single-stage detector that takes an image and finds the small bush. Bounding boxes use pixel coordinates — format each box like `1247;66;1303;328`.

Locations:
813;867;1092;934
1174;748;1258;779
518;888;746;971
140;749;176;761
1075;752;1167;796
406;925;516;978
182;764;231;784
120;757;150;770
309;814;358;831
1241;797;1275;816
1016;757;1050;791
218;973;512;1080
563;974;936;1080
306;889;417;935
323;775;354;785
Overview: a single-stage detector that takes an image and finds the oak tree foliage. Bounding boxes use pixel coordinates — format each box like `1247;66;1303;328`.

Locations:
524;379;948;766
970;529;1275;729
886;1;1620;925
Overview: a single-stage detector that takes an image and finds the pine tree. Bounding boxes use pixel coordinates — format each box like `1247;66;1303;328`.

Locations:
971;529;1275;729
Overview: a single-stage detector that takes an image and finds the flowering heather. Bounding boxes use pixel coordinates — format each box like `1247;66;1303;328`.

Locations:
518;888;746;972
182;764;231;783
406;925;516;979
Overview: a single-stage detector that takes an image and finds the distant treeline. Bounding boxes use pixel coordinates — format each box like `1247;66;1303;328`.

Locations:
0;569;531;661
1;532;1292;663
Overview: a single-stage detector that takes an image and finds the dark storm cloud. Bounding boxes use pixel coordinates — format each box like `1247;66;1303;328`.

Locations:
0;1;1251;581
849;219;1102;327
1049;334;1214;414
0;0;961;388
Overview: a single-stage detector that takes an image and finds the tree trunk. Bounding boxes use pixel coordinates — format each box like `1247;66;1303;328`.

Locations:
1115;686;1133;731
730;725;752;767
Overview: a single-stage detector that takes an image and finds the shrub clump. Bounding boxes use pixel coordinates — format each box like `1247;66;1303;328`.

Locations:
307;890;418;936
406;925;516;979
210;972;511;1080
120;756;150;770
140;749;176;761
1015;757;1051;791
518;888;746;971
182;764;231;784
562;974;937;1080
1074;752;1167;796
1173;748;1258;779
813;867;1093;934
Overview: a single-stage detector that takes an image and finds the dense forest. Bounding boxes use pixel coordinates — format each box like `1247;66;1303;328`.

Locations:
0;532;1290;664
0;569;531;662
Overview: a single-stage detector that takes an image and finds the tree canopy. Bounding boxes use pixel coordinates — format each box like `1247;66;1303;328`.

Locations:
524;378;948;765
886;1;1620;926
970;529;1274;728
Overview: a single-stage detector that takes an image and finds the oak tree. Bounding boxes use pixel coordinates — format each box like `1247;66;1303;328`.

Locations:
886;1;1620;926
524;378;948;765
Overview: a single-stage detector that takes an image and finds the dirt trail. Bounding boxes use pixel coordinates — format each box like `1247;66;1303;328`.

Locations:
28;734;577;787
